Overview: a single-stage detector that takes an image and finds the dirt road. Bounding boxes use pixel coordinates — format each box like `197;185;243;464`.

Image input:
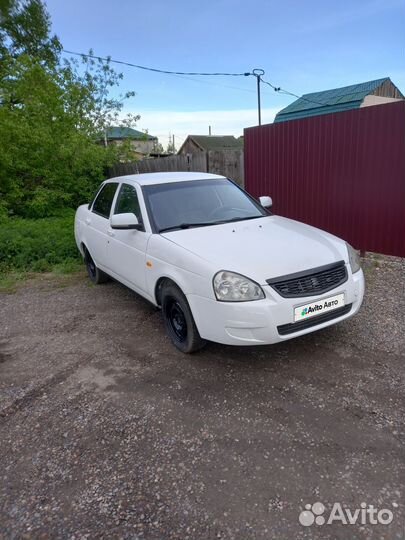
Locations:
0;256;404;539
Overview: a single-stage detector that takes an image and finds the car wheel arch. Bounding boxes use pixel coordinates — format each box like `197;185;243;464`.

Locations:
155;276;184;307
82;243;98;268
80;242;88;258
81;242;96;263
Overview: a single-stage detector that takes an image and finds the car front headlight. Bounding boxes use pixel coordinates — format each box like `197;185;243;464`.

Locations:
346;242;361;273
213;271;265;302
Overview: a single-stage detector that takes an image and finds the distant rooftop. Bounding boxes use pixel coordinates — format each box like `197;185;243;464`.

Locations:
181;135;243;152
274;77;404;123
105;127;157;140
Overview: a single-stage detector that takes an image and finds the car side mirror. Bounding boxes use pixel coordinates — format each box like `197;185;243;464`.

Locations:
110;213;142;230
259;196;272;209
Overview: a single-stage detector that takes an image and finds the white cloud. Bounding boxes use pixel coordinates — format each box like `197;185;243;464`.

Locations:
133;107;280;147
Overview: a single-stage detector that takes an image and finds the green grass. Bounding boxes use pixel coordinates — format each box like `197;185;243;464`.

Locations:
0;271;27;293
51;258;83;274
0;210;83;291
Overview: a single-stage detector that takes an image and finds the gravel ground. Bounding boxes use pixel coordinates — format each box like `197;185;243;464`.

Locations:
0;255;404;540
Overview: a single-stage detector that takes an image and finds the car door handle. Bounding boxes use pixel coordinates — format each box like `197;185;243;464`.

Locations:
107;230;115;237
85;217;91;225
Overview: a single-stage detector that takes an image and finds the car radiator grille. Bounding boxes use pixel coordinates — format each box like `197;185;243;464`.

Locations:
267;261;348;298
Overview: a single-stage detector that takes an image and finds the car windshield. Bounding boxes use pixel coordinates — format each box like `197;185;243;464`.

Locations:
143;178;268;233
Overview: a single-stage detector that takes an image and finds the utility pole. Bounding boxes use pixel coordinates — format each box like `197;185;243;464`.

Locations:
172;134;175;154
252;69;265;126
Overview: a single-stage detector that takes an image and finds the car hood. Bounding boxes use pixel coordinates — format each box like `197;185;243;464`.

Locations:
161;216;348;284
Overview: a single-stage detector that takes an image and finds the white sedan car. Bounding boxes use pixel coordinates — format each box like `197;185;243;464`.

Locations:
75;172;365;353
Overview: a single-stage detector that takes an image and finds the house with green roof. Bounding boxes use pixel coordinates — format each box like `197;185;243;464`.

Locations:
102;127;158;158
274;77;403;123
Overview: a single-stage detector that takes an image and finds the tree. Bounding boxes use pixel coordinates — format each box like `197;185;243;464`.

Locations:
0;0;139;218
166;136;177;154
153;142;165;154
0;0;61;65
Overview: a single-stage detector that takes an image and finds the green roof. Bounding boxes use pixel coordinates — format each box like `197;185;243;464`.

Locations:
105;127;157;140
274;78;391;123
188;135;243;151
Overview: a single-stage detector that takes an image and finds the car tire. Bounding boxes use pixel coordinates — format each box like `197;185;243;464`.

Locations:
161;282;206;353
84;248;109;284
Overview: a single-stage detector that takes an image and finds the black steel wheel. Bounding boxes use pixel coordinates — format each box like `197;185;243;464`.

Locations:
166;299;188;343
161;282;206;353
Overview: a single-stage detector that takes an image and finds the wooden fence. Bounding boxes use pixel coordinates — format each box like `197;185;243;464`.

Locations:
108;149;244;186
109;153;207;177
207;149;244;186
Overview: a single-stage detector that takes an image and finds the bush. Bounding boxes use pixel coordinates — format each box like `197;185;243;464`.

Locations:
0;210;81;273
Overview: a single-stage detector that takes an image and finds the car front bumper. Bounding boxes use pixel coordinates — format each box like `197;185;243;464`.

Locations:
187;267;365;346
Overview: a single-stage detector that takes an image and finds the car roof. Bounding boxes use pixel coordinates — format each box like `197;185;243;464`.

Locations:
104;171;227;186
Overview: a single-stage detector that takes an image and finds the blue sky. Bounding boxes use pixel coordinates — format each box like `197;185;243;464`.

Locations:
46;0;404;148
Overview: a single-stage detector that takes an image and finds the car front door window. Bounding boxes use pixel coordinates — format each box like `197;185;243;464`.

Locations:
92;183;119;218
114;183;142;223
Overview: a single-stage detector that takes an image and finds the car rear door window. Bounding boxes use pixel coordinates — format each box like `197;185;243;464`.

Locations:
114;183;142;221
92;183;118;218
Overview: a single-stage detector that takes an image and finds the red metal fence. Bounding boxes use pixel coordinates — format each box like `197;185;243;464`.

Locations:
244;101;405;257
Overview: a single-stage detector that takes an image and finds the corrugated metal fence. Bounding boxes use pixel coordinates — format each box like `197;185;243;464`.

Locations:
244;101;405;257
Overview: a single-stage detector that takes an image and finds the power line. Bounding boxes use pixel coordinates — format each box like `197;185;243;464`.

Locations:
260;77;370;108
62;49;252;78
62;49;323;105
147;68;261;95
260;77;325;106
62;49;276;97
62;49;332;124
